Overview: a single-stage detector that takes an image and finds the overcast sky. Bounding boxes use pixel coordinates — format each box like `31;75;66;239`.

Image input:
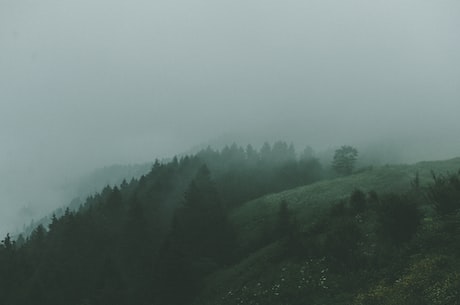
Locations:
1;0;460;234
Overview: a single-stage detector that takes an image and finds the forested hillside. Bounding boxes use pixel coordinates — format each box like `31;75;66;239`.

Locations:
1;144;460;305
0;142;323;305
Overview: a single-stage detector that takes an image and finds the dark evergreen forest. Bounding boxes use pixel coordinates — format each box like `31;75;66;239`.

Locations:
0;142;323;305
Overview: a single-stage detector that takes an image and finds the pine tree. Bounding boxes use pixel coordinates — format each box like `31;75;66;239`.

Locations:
173;164;234;262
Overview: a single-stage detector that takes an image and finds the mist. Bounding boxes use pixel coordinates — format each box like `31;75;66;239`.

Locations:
1;0;460;235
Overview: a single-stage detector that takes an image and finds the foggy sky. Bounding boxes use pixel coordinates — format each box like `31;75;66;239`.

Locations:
1;0;460;235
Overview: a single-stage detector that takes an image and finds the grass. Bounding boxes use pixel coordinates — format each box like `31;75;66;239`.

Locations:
230;158;460;248
195;157;460;304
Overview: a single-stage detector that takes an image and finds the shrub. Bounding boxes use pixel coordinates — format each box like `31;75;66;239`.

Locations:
429;171;460;215
349;189;367;213
376;194;422;245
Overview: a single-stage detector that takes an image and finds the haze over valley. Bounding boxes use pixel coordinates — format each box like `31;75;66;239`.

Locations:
1;0;459;239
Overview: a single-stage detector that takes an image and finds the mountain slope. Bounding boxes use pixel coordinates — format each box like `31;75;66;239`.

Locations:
195;157;460;305
231;157;460;249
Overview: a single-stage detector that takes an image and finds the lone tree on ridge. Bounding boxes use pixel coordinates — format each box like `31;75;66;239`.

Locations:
332;145;358;176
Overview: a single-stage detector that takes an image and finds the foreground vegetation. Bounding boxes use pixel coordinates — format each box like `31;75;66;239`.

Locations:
1;143;460;305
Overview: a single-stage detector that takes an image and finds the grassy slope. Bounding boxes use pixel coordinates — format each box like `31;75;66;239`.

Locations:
232;157;460;248
195;157;460;304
